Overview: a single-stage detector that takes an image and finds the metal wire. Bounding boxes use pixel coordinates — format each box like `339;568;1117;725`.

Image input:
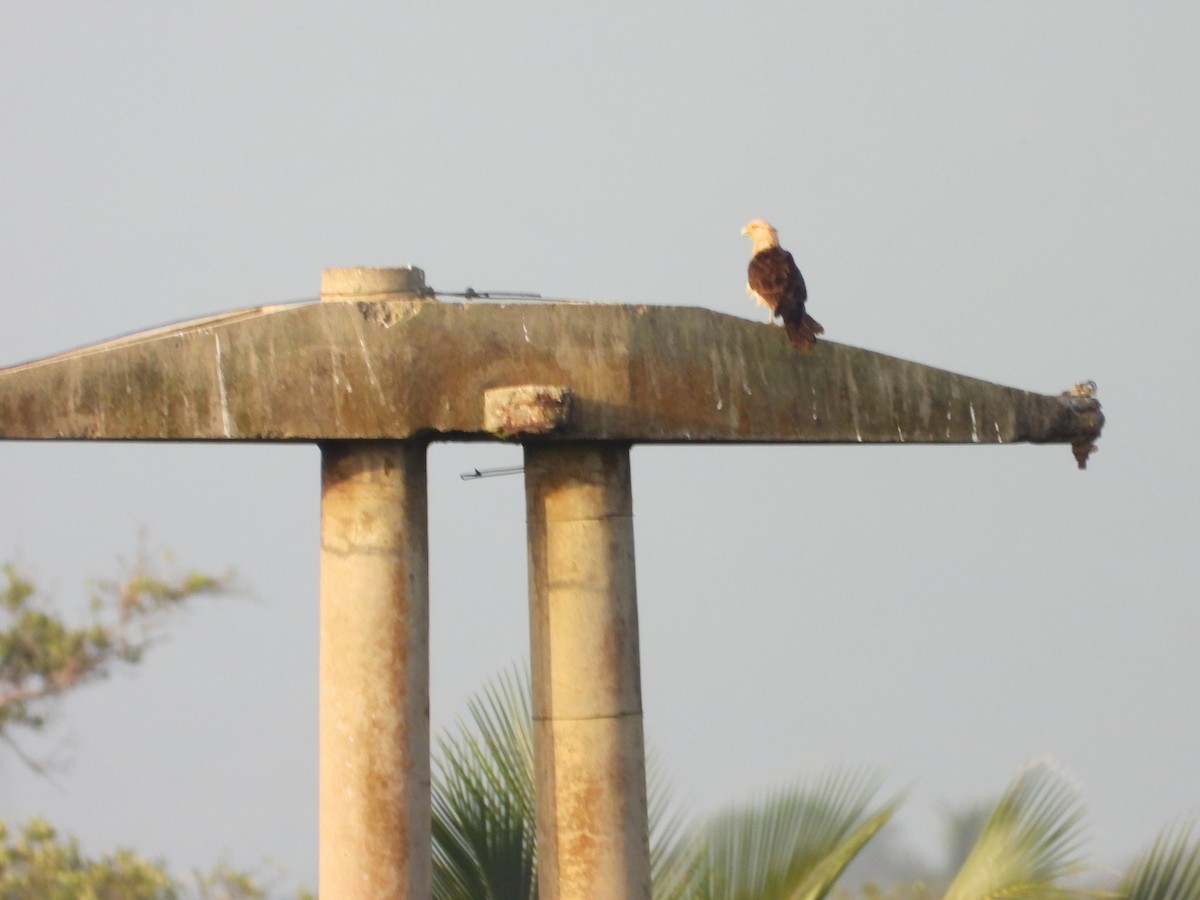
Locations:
422;286;541;300
423;287;597;305
460;465;525;481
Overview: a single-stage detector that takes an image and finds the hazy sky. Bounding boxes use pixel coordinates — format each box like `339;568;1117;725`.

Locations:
2;3;1197;892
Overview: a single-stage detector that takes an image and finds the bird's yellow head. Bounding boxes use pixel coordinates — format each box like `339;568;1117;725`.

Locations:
741;219;780;254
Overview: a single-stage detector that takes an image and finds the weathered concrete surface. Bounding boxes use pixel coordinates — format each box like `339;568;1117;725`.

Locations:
525;443;651;900
320;265;426;302
485;384;573;437
0;300;1103;448
319;442;430;899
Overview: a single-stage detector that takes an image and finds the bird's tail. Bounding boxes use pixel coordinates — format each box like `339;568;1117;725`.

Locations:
784;312;824;354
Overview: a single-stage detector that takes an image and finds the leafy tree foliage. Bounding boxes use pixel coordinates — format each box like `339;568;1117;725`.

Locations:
0;552;228;770
0;818;176;900
0;554;314;899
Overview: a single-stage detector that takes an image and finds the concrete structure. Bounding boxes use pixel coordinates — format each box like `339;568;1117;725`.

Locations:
319;269;435;897
0;266;1103;899
525;443;650;898
319;439;430;897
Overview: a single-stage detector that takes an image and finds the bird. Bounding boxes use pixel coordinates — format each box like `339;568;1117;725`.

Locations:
741;219;824;353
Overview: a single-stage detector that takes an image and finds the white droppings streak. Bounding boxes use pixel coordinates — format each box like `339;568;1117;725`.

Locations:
711;364;725;411
358;334;382;391
522;322;531;343
214;334;232;437
969;403;980;443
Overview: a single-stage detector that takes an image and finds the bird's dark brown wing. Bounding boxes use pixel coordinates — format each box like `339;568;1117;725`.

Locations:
749;247;821;353
748;247;806;314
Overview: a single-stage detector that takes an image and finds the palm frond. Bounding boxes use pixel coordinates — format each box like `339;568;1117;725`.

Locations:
431;666;537;900
657;769;893;900
942;761;1095;900
648;748;692;894
1119;822;1200;900
786;799;900;900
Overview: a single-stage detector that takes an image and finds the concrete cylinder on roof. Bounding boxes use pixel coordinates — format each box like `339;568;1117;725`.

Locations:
320;265;426;301
524;442;652;900
319;441;431;899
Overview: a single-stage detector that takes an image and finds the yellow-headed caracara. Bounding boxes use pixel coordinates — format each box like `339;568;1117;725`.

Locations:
741;219;824;354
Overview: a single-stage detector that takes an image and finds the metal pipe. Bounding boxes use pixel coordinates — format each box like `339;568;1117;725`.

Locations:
524;442;652;899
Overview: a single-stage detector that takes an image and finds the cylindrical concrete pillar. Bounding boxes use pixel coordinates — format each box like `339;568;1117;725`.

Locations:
524;442;651;900
318;267;430;899
319;441;430;899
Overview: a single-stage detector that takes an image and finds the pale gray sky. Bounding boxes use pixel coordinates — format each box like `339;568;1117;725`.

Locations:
2;2;1197;892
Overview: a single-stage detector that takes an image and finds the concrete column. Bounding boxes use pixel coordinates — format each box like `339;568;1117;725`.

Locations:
319;441;430;899
318;267;430;899
524;442;651;900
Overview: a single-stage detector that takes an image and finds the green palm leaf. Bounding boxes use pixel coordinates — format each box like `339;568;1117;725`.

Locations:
942;762;1096;900
657;770;896;900
431;667;537;900
1119;823;1200;900
785;801;899;900
648;750;693;895
431;670;891;900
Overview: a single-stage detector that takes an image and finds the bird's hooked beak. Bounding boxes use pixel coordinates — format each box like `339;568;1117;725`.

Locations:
740;225;751;237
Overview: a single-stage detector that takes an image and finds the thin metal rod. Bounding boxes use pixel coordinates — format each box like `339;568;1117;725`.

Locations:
524;442;651;900
423;286;543;299
460;464;525;480
319;441;431;898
